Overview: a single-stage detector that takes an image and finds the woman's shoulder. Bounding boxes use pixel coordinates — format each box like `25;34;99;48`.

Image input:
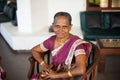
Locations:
70;35;81;40
43;35;56;43
70;35;91;44
49;35;56;40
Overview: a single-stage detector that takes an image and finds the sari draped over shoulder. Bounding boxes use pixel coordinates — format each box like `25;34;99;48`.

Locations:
40;35;92;68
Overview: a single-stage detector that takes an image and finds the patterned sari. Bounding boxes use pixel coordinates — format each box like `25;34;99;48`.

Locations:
31;35;92;80
41;35;92;68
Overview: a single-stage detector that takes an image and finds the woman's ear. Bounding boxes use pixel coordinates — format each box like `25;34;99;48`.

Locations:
69;24;72;30
52;23;54;27
49;23;54;32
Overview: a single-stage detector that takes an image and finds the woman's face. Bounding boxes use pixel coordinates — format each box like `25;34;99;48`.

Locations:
53;16;72;39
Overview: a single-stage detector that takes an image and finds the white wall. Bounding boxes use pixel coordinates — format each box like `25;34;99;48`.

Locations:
48;0;86;27
17;0;32;33
31;0;49;32
17;0;86;33
17;0;49;33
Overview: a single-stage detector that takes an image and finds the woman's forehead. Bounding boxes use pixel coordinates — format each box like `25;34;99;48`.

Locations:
54;16;69;24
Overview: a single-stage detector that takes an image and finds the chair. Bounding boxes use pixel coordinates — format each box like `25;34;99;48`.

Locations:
27;42;100;80
0;56;6;80
79;42;100;80
28;50;51;79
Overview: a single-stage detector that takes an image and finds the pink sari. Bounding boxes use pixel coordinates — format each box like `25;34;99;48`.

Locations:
42;35;92;68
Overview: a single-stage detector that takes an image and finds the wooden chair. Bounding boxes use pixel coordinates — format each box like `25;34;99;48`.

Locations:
28;50;51;80
79;42;100;80
27;43;100;80
0;56;6;80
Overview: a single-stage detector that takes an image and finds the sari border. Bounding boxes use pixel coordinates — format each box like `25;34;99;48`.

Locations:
65;39;89;69
40;43;48;51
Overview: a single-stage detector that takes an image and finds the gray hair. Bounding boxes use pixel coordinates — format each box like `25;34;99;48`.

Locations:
54;12;72;25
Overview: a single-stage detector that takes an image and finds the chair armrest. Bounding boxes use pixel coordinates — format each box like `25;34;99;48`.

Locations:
27;50;51;80
0;56;6;79
79;43;100;80
27;56;36;79
80;56;99;80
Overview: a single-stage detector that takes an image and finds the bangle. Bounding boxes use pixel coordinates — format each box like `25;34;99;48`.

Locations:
40;61;45;65
67;71;72;77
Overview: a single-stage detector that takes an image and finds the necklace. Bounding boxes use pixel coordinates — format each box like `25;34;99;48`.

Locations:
55;34;71;47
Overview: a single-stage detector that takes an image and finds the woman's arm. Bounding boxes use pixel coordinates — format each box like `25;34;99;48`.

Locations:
46;54;87;79
70;54;87;75
31;44;51;71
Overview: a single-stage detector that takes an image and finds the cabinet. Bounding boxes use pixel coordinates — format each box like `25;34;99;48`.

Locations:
87;0;120;11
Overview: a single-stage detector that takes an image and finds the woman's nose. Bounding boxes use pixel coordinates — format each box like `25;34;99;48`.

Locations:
59;27;64;31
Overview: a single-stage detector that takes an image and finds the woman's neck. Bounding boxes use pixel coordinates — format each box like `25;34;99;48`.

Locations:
56;34;71;43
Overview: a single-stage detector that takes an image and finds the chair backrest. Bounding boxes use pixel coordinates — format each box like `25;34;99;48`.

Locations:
79;42;100;80
27;43;100;80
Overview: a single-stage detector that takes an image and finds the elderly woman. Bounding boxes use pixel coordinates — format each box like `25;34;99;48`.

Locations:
31;12;92;80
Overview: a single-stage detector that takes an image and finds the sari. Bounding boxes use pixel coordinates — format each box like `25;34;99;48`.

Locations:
41;35;92;69
31;35;92;80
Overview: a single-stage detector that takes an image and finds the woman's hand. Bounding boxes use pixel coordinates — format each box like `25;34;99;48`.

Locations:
40;70;49;78
41;62;51;72
44;70;58;79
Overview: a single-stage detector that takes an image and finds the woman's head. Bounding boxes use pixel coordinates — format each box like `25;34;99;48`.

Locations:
53;12;72;39
54;12;72;25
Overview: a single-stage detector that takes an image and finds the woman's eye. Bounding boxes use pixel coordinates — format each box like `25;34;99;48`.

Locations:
63;26;68;29
54;25;60;28
54;25;69;30
63;26;68;28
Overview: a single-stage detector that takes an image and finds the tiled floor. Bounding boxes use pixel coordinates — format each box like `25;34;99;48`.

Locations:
0;34;120;80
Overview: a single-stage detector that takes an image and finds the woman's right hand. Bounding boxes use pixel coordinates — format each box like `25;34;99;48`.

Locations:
40;69;56;79
41;62;51;72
